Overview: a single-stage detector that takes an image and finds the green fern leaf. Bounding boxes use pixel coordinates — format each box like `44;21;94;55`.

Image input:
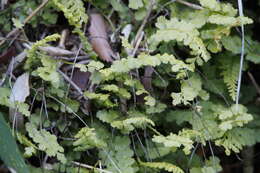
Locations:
73;127;106;151
84;91;116;107
215;104;253;131
25;34;60;69
17;133;37;157
171;74;209;105
215;128;256;155
149;17;210;62
26;123;66;163
199;0;220;11
99;136;137;173
199;0;236;16
97;110;155;134
190;156;222;173
35;56;61;87
52;0;88;28
111;117;155;134
129;0;144;9
218;53;240;100
101;84;131;99
208;15;253;26
139;160;184;173
107;53;193;79
152;130;196;155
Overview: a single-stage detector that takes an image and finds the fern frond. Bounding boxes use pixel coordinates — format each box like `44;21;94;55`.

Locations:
52;0;88;28
73;127;106;151
25;123;66;163
215;104;253;131
111;117;155;134
101;84;131;99
99;136;137;173
139;160;184;173
103;53;193;80
84;91;116;107
149;17;210;62
208;15;253;26
215;128;256;155
171;74;209;105
25;34;60;69
219;54;240;100
190;156;222;173
97;109;155;134
152;130;196;155
17;133;37;157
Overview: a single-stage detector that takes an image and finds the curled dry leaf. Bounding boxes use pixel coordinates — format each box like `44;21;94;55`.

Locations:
72;68;91;90
10;73;30;102
39;46;76;56
9;73;30;128
88;12;116;62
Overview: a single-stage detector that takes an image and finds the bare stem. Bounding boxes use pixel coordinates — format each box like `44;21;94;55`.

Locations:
175;0;204;10
72;161;112;173
247;71;260;95
132;0;155;48
58;69;86;98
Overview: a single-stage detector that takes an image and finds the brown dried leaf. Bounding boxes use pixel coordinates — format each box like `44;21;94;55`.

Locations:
88;13;115;62
9;72;30;129
72;68;91;90
0;47;16;64
39;46;76;56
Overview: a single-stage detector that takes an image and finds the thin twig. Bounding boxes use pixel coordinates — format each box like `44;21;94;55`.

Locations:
72;161;112;173
247;71;260;95
58;29;69;49
58;69;85;96
48;94;88;127
175;0;204;10
0;0;49;46
132;0;155;47
24;0;49;24
131;31;144;57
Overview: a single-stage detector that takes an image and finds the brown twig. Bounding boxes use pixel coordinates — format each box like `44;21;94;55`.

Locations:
132;0;155;48
57;55;89;62
131;31;144;57
24;0;49;24
72;161;112;173
247;71;260;95
58;69;85;97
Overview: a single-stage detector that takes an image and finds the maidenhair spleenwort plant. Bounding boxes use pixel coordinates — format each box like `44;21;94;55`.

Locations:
0;0;260;172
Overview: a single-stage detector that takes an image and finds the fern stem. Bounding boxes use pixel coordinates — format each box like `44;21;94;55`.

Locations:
23;0;49;25
175;0;204;10
235;0;245;109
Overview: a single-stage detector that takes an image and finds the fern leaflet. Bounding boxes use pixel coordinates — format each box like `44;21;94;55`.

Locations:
139;160;184;173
